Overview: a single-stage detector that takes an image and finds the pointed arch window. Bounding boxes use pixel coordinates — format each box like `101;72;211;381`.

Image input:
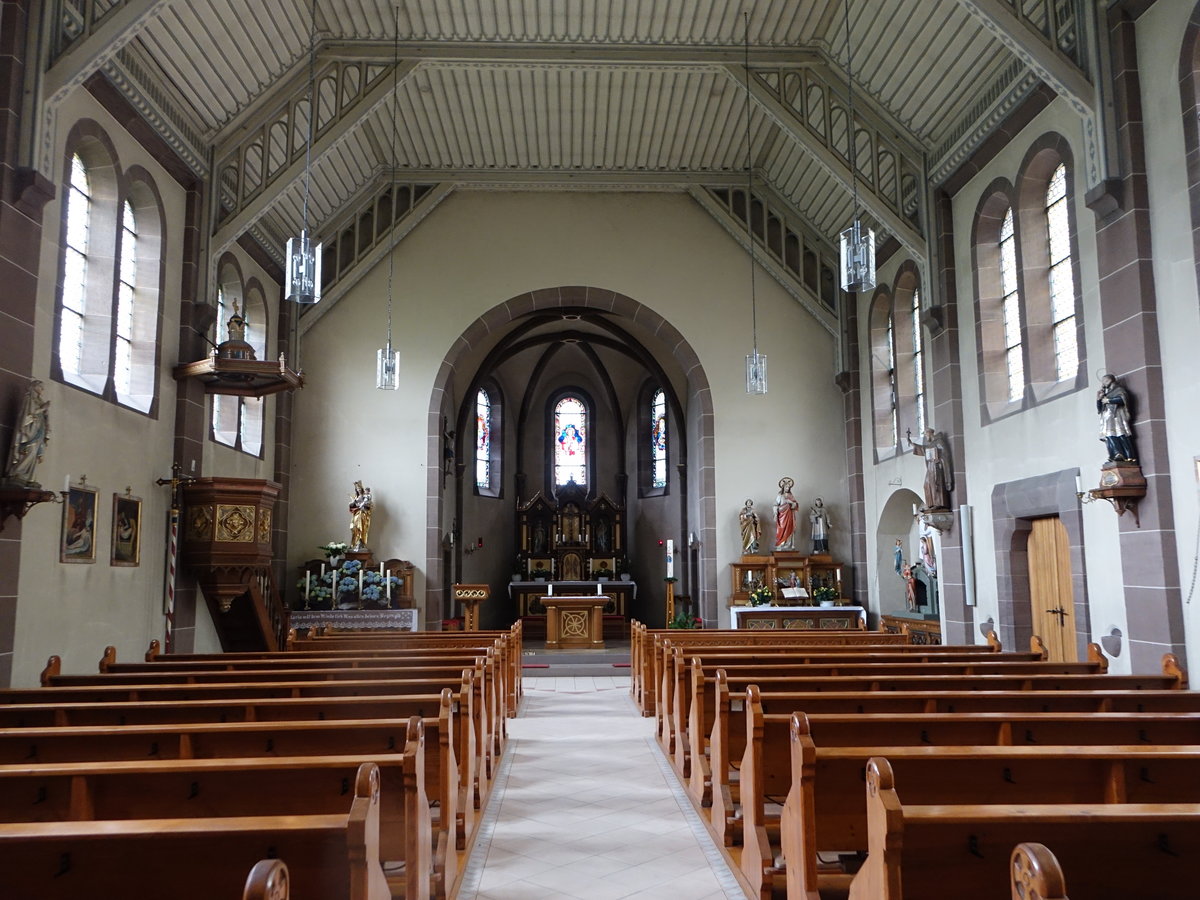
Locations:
553;396;588;487
650;388;667;490
475;388;492;490
999;207;1025;402
1045;164;1078;382
114;201;137;402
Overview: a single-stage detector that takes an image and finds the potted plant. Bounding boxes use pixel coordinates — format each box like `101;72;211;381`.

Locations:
667;610;703;629
319;541;348;566
530;562;549;583
813;585;839;607
748;585;774;607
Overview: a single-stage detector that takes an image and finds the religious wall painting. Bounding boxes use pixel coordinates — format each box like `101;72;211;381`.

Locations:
111;493;142;567
527;557;552;581
61;484;98;563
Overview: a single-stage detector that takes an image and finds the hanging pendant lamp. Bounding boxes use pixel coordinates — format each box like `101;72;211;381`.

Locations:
742;12;767;395
285;0;323;304
375;6;402;390
838;0;875;293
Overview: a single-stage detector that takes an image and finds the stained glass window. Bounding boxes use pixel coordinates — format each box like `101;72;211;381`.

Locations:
911;288;925;433
553;396;587;486
476;389;492;489
650;389;667;489
1046;164;1078;382
999;207;1025;402
60;153;91;379
115;201;137;401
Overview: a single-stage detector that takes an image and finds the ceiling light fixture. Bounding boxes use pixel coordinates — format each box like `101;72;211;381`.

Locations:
742;11;767;395
837;0;875;293
284;0;322;305
376;6;402;390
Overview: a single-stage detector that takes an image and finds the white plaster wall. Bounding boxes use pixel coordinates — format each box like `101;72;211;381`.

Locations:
288;191;848;626
11;90;211;685
949;99;1129;668
1138;1;1200;667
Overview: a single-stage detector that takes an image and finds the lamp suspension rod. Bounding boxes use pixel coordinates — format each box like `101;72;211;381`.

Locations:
842;0;859;220
743;10;758;354
385;5;400;346
300;0;318;236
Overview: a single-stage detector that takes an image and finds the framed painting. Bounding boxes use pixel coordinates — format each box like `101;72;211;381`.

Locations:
111;493;142;566
61;484;98;563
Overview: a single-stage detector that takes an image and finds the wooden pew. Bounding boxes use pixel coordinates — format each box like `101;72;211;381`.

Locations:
0;761;397;900
844;757;1200;900
648;630;1010;745
83;648;509;764
0;747;445;899
21;665;490;809
244;860;290;900
671;645;1105;780
629;622;927;716
1009;843;1067;900
139;636;523;721
748;705;1200;900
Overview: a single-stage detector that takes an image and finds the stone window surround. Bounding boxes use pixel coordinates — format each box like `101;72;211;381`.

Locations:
51;119;166;418
636;379;669;499
868;261;925;461
473;378;503;499
971;133;1088;427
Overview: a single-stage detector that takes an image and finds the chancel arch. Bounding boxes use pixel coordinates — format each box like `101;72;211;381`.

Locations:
432;288;715;630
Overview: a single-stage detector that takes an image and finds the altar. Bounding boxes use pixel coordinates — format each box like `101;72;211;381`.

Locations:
730;605;866;630
541;596;607;650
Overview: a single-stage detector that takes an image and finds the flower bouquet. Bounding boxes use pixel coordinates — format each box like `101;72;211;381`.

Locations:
747;585;774;607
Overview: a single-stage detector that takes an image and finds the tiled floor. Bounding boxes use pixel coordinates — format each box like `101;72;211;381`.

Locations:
457;676;743;900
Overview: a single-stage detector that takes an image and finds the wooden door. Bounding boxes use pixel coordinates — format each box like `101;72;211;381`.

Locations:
1027;516;1077;661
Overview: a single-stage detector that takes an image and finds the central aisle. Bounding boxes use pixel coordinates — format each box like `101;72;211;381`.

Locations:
457;676;742;900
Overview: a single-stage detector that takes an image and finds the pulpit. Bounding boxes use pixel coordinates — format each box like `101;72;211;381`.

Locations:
542;596;607;650
452;583;490;631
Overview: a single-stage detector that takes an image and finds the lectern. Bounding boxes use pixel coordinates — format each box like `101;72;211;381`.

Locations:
452;583;490;631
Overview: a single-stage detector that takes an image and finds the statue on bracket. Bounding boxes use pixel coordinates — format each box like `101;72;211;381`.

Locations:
3;380;50;487
348;480;373;550
773;477;799;551
1097;372;1137;465
906;427;954;510
738;499;761;554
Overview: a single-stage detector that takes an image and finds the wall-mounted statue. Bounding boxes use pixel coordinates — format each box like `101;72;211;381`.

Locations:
906;427;954;510
738;499;761;554
809;498;830;554
349;481;373;550
3;380;50;487
1097;372;1137;465
773;477;799;551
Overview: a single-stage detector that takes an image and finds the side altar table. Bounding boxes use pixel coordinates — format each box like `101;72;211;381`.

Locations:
542;596;607;650
731;605;866;630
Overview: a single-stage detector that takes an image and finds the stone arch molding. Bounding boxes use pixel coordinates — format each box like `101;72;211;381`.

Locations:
423;286;718;625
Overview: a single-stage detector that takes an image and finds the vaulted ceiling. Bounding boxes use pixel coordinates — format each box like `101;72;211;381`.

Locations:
46;0;1096;293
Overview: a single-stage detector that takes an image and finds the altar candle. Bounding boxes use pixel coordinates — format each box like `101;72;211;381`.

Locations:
596;582;602;596
548;583;553;596
320;562;326;579
386;575;392;601
359;570;364;595
379;562;385;577
666;539;674;579
305;571;311;597
63;473;70;492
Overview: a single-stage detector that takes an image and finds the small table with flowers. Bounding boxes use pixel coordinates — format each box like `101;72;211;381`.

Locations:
730;605;866;630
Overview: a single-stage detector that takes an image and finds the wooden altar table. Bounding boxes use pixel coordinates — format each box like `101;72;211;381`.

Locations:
541;596;607;650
